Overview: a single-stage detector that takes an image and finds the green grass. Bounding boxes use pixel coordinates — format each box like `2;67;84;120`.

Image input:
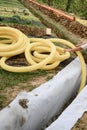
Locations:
0;69;47;90
0;15;45;28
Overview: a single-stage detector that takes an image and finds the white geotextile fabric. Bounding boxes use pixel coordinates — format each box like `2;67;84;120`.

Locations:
0;58;82;130
46;85;87;130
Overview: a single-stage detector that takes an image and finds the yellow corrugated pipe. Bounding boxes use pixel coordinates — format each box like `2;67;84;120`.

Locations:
0;27;86;92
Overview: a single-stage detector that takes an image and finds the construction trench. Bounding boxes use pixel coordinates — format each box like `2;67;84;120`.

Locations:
0;0;87;130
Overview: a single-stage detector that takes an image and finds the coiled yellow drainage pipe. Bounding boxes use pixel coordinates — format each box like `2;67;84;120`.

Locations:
0;27;86;92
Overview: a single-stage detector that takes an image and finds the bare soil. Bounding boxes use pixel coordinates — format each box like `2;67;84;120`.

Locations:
72;112;87;130
0;24;46;37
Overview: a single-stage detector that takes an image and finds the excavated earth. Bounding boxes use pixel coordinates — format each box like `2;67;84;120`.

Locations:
0;24;45;37
22;0;87;39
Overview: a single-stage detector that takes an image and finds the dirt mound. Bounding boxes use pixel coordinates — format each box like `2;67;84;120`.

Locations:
39;8;87;39
50;16;87;39
24;0;87;39
0;24;45;37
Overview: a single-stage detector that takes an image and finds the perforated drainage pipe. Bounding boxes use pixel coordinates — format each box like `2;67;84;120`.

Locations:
0;57;84;130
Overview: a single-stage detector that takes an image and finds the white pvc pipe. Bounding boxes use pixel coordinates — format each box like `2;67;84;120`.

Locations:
0;58;82;130
46;84;87;130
